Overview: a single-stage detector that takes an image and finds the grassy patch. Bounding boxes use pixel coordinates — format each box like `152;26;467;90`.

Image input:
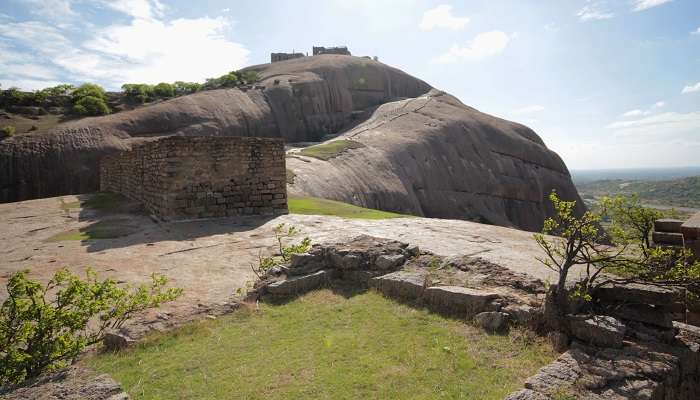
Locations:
289;196;405;219
89;290;554;400
58;192;128;213
48;219;137;241
297;140;365;161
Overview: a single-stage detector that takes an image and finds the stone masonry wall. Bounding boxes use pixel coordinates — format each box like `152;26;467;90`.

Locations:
100;136;287;220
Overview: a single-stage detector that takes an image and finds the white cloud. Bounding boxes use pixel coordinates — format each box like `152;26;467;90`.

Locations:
101;0;165;20
432;30;511;64
631;0;673;12
607;111;700;138
692;27;700;35
544;23;559;32
514;105;545;114
622;109;644;117
0;9;249;90
682;82;700;94
20;0;77;22
577;3;614;21
0;79;65;90
419;5;469;31
652;101;665;108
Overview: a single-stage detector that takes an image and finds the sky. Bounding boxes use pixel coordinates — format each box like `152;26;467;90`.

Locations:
0;0;699;170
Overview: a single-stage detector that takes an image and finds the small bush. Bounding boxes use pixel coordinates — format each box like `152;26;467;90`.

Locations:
0;269;182;385
71;83;106;102
72;95;110;116
1;125;16;138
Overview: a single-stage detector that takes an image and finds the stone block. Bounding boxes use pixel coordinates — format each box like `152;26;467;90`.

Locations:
266;270;329;297
474;311;510;331
655;219;684;233
569;315;626;348
595;282;677;306
611;304;674;328
423;286;501;316
370;271;426;300
375;254;406;270
653;231;684;246
681;212;700;240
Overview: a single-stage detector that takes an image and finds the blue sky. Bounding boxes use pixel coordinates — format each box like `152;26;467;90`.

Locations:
0;0;699;170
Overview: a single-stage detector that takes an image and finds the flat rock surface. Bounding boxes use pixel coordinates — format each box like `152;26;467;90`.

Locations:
0;193;590;331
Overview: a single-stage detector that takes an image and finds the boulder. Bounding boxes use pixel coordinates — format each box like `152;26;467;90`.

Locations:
266;270;329;297
594;282;677;306
423;286;501;316
474;311;510;331
288;252;325;276
611;304;674;329
547;331;570;353
103;331;135;351
375;254;406;270
503;303;540;328
569;315;626;348
654;218;684;233
369;270;426;300
652;231;684;246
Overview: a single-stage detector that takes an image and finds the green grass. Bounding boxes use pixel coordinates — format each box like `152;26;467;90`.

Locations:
48;219;137;241
297;140;365;161
89;290;554;400
289;196;406;219
59;192;129;213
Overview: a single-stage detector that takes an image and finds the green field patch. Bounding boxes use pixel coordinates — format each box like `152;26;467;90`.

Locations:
89;290;555;400
289;196;406;219
48;218;138;241
297;140;365;161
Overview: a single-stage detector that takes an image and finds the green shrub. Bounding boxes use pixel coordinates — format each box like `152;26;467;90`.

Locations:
153;82;175;98
173;81;201;95
72;95;110;116
0;269;182;385
71;83;107;102
239;70;260;84
1;125;15;138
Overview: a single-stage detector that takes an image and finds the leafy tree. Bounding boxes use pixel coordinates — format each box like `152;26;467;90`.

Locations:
599;195;662;256
173;81;201;95
3;87;26;107
71;83;107;102
238;70;260;85
250;224;311;279
0;269;182;385
152;82;175;98
72;95;110;116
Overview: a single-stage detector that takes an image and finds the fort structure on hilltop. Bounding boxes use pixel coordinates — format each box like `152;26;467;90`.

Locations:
271;45;352;63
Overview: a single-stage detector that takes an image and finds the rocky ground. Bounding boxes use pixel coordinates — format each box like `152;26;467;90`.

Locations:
0;192;582;337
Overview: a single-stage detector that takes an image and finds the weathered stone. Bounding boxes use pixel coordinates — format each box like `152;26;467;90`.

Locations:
474;311;509;331
611;304;674;328
504;389;551;400
652;231;684;246
266;270;328;296
375;254;406;270
569;315;626;348
524;349;588;394
503;304;540;327
103;331;135;351
654;218;684;233
595;282;677;306
423;286;501;316
369;270;426;300
288;252;325;276
681;211;700;240
0;367;130;400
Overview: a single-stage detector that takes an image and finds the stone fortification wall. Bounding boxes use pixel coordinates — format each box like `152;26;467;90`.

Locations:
100;136;287;220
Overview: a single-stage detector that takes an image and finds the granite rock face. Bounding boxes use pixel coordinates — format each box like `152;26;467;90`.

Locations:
1;55;584;232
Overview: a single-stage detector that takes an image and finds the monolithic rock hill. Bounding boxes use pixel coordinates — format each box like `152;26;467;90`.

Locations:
0;55;583;231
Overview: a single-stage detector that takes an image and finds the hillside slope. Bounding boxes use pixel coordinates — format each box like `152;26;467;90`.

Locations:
287;90;582;231
576;176;700;209
0;55;583;231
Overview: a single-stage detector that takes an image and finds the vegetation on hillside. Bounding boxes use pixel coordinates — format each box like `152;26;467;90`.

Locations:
0;270;182;385
576;176;700;209
90;290;554;400
289;196;406;219
297;140;365;161
534;192;700;328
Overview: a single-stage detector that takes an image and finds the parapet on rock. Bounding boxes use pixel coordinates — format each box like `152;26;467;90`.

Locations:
100;136;287;220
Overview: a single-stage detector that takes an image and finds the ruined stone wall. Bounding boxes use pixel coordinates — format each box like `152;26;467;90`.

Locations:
271;52;304;63
312;46;351;56
100;136;287;220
